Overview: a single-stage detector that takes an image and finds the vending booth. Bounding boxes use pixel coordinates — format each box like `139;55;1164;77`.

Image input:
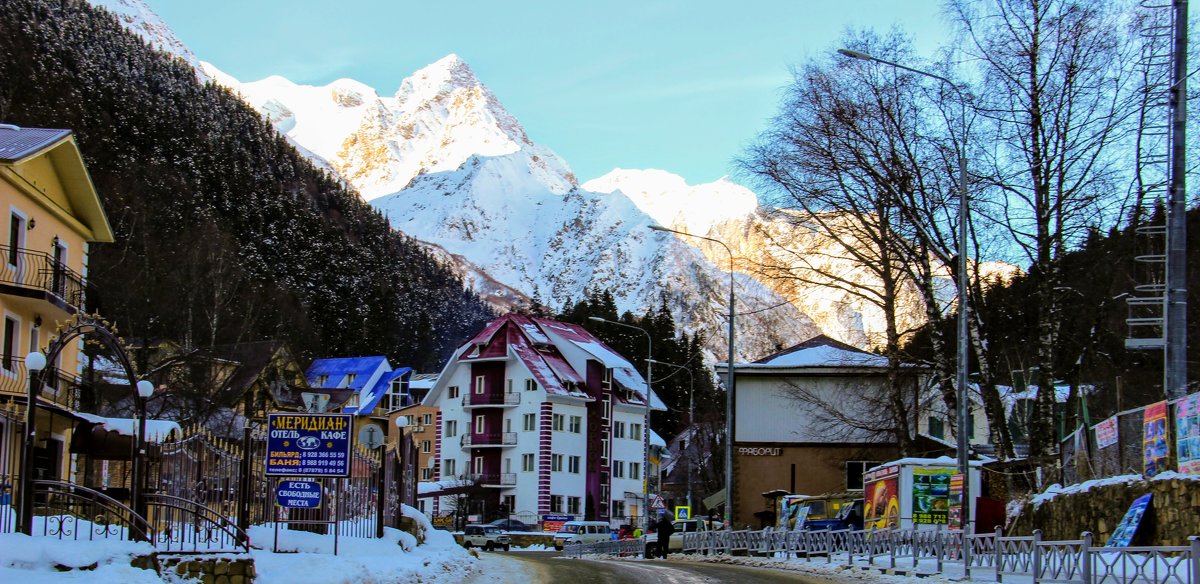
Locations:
862;456;984;530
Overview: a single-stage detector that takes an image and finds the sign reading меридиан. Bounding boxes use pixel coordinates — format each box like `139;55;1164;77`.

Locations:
266;413;353;477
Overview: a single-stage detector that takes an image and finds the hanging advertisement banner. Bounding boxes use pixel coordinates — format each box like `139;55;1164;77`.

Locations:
1176;394;1200;475
1106;494;1152;547
912;467;954;525
1143;401;1169;478
863;464;899;530
947;474;964;529
1095;416;1119;449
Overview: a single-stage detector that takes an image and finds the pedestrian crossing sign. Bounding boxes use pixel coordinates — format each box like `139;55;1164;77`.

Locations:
651;495;666;510
675;506;690;520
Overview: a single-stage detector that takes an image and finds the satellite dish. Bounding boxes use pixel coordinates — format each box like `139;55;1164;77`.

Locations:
301;392;330;413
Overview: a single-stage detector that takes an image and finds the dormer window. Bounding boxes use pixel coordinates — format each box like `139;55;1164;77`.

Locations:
316;375;328;387
346;374;357;387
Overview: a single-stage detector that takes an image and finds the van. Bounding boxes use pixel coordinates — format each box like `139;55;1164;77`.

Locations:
553;520;611;550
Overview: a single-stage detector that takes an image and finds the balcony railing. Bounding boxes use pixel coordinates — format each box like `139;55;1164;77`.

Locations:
0;362;81;410
467;472;517;487
464;392;521;408
0;245;86;312
460;432;518;448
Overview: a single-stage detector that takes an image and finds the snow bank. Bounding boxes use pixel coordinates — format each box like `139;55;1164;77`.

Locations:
0;532;159;584
1031;474;1144;507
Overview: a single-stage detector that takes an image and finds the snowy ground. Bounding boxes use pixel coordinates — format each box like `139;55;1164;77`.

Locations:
0;505;502;584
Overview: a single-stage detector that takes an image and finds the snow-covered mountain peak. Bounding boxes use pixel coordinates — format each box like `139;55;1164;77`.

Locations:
583;168;759;235
396;53;478;99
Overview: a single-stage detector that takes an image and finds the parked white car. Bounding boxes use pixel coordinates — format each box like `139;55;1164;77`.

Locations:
553;521;612;550
461;524;511;551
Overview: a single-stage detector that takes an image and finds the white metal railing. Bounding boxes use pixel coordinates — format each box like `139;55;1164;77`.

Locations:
572;525;1200;584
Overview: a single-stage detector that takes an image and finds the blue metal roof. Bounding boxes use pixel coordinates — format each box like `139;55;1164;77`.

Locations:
0;125;70;163
306;356;389;390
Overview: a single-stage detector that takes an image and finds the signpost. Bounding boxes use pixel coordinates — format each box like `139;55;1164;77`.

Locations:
266;413;354;554
674;506;690;520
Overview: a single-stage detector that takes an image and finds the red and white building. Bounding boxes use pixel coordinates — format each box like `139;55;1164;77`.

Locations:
421;314;664;525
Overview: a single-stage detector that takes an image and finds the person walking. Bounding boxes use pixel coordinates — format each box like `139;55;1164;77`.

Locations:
655;514;675;558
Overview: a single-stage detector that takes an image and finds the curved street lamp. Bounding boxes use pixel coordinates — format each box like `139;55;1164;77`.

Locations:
132;379;155;525
19;351;47;535
838;47;973;534
588;316;653;529
649;224;735;525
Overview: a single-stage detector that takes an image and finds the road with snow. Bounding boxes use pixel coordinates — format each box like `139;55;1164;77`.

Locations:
468;551;843;583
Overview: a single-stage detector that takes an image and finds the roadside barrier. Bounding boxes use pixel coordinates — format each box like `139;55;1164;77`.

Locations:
571;524;1200;584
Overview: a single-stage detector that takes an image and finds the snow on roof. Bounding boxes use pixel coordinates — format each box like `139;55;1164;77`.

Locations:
613;367;667;411
417;478;475;496
650;429;667;448
1000;384;1092;413
738;335;891;369
867;456;987;472
533;317;662;408
409;374;438;389
76;413;182;443
306;356;390;390
507;327;588;399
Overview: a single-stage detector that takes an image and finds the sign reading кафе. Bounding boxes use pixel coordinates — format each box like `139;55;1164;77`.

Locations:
266;413;353;477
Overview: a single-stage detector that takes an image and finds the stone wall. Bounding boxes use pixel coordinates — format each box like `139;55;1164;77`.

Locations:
154;555;256;583
1009;476;1200;546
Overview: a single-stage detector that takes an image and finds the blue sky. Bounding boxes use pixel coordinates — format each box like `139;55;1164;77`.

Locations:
146;0;948;186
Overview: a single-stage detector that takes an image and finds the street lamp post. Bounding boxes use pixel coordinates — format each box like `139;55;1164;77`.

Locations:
649;225;735;526
132;379;154;533
19;351;47;535
837;48;973;534
647;358;694;510
588;316;653;529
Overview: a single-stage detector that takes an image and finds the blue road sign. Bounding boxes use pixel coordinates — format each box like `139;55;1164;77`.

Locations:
276;480;323;509
266;413;353;477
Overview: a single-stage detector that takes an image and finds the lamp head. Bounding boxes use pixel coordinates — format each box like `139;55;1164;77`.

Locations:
136;379;155;399
837;48;874;61
587;316;605;323
648;225;669;232
25;351;46;372
396;415;409;428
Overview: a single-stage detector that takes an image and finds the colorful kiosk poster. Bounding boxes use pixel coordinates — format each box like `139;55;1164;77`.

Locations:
1176;394;1200;475
1106;494;1152;547
863;464;900;530
912;467;954;524
947;474;964;528
1143;401;1170;478
1095;416;1119;449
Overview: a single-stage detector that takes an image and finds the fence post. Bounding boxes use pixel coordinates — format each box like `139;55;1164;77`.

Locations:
1080;531;1092;584
890;528;897;569
995;526;1003;583
1032;529;1043;584
964;523;974;579
1188;536;1200;584
936;524;945;572
827;529;834;564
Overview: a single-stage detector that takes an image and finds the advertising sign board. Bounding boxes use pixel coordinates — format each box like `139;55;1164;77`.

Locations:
863;464;900;530
1106;494;1152;547
912;467;954;525
542;514;574;533
1142;401;1169;478
276;479;322;509
1176;394;1200;475
1095;416;1119;449
266;413;353;477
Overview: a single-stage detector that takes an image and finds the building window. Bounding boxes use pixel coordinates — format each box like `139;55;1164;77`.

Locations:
523;413;536;432
630;462;641;480
423;413;433;425
505;417;512;433
928;416;945;440
613;421;626;439
602;437;609;461
385;379;408;412
612;500;625;519
550;495;564;513
346;374;356;386
552;413;564;432
569;415;582;433
8;212;23;266
421;440;431;453
502;495;516;513
507;379;513;393
552;454;563;472
421;468;433;480
845;461;880;491
525;379;537;391
631;423;642;440
568;455;580;474
316;375;328;387
0;316;16;372
474;415;485;434
449;386;460;399
445;420;458;437
474;456;484;475
444;459;456;477
968;413;976;439
567;496;581;515
474;375;485;394
522;453;535;472
613;460;624;478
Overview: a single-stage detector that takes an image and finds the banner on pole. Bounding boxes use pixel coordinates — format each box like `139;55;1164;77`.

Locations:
1095;416;1119;449
1176;394;1200;475
1142;401;1169;478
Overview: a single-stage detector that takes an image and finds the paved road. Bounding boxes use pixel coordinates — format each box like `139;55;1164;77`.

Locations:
469;551;844;583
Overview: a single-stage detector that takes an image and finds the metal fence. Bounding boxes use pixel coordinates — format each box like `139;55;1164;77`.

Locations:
572;525;1200;584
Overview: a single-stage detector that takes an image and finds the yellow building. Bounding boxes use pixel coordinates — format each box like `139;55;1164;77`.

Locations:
0;124;113;491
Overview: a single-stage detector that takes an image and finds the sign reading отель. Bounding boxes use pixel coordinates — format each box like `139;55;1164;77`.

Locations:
266;413;353;477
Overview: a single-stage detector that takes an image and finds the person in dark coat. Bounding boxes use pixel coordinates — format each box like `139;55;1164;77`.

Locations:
655;515;675;558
